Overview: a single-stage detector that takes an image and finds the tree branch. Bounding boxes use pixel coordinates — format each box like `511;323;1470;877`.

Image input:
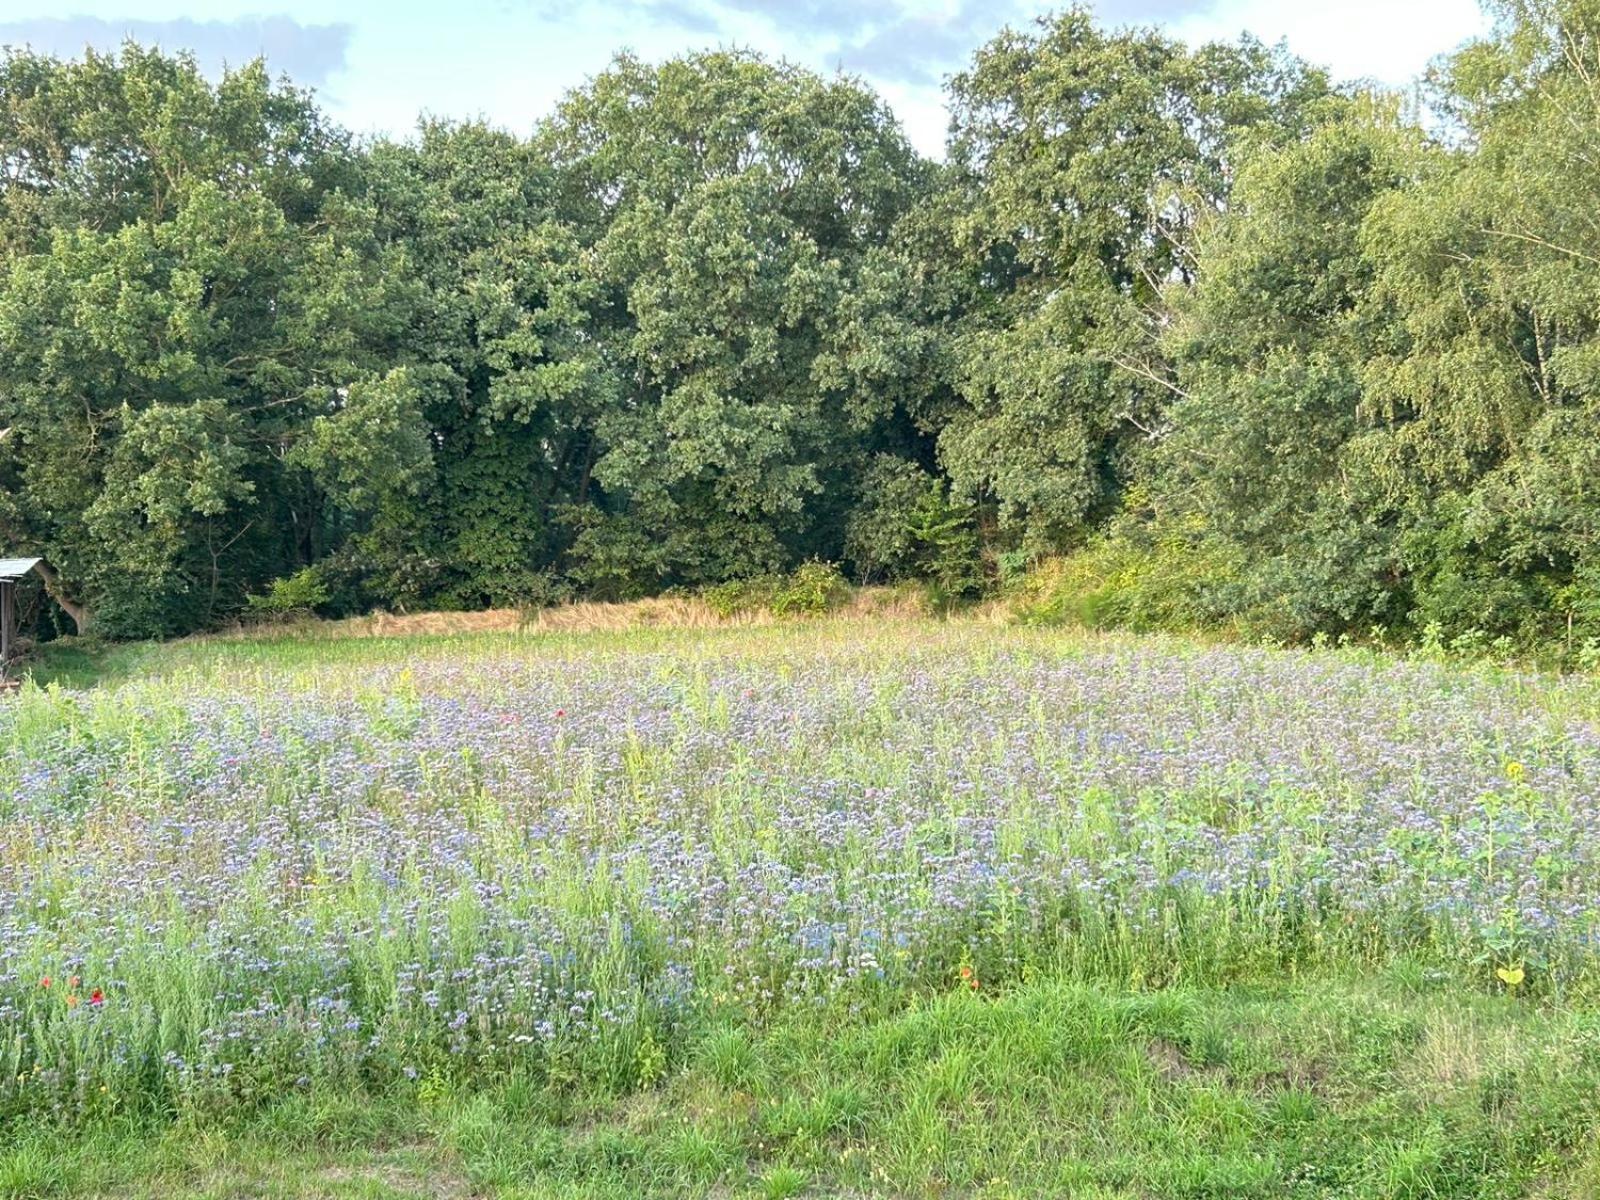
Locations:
28;559;91;636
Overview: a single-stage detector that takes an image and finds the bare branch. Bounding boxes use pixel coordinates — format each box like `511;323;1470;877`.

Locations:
1098;351;1193;403
1481;226;1600;267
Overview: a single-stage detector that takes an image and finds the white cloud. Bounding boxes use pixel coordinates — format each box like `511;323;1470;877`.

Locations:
0;14;353;84
0;2;1495;155
1167;0;1490;89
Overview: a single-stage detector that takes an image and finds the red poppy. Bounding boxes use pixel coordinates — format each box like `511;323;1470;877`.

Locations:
39;976;50;989
555;709;566;718
89;989;104;1007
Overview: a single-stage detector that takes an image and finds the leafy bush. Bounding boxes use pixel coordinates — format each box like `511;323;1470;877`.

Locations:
771;561;850;616
1011;510;1243;634
845;457;937;583
703;575;782;618
245;567;331;621
846;457;986;601
704;563;850;618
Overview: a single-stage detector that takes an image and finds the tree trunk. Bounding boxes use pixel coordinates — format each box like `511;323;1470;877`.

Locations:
31;559;91;635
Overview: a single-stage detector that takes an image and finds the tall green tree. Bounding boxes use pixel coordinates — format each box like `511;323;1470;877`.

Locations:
1353;0;1600;641
540;51;933;596
1135;0;1600;647
1154;95;1434;635
0;45;416;636
932;9;1329;557
360;122;609;609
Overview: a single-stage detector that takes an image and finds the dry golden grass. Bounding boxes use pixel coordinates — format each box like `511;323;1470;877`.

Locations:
340;608;528;637
209;586;936;642
527;595;757;633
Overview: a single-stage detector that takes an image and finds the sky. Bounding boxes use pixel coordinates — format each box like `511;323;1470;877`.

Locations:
0;1;1494;156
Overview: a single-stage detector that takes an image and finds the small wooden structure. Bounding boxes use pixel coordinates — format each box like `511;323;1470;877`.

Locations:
0;556;41;673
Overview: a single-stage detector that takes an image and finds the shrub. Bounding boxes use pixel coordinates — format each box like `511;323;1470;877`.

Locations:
845;456;936;583
771;562;850;616
1011;511;1242;634
703;575;782;618
846;457;986;599
703;563;850;619
245;567;331;621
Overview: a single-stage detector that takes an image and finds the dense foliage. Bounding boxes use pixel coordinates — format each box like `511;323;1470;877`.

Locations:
1;1;1597;648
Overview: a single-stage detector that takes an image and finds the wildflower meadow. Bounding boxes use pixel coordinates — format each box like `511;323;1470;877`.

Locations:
6;621;1600;1197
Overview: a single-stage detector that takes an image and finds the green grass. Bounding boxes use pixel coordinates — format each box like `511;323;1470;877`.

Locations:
23;619;795;689
7;970;1600;1198
24;628;510;689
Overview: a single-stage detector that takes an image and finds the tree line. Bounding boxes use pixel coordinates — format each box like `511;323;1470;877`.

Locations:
0;0;1596;653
